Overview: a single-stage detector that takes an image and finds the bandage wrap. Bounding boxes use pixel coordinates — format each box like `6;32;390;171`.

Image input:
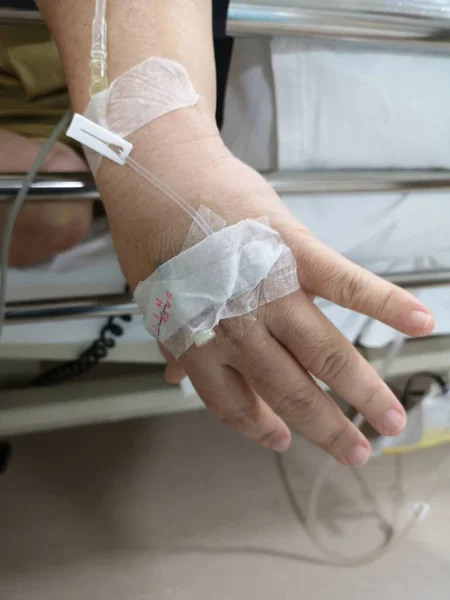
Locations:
134;207;299;358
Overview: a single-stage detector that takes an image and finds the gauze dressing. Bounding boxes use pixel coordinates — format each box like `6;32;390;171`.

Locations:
134;206;299;358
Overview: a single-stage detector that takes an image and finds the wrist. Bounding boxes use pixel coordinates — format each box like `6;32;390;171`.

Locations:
95;104;230;286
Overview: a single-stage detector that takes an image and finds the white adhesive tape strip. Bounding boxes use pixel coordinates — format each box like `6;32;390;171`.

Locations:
83;57;200;175
134;207;299;358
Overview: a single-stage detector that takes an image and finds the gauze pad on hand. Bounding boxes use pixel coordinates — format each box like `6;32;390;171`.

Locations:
134;206;299;358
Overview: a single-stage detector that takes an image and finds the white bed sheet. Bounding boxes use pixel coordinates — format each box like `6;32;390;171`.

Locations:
3;38;450;351
271;38;450;170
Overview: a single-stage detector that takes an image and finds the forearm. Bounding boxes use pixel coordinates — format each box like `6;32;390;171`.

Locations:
36;0;226;283
36;0;216;114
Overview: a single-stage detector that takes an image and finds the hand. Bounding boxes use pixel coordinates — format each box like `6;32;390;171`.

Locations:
97;107;434;466
0;130;92;267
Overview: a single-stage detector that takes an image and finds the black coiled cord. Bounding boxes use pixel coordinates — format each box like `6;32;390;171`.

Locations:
0;295;133;475
30;308;132;387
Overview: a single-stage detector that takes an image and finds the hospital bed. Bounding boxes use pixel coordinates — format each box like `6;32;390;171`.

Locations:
1;1;450;439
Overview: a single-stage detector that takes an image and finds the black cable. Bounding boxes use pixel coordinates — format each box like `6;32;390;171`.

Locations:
29;286;133;387
0;442;11;475
30;314;132;387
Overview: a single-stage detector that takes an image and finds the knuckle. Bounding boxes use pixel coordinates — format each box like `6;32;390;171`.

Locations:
219;405;259;432
376;287;396;316
229;332;272;375
321;422;351;454
257;428;284;447
360;383;384;413
277;385;318;425
311;346;352;382
338;269;366;307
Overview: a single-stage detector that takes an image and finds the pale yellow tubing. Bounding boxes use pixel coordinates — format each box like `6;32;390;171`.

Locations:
90;0;109;96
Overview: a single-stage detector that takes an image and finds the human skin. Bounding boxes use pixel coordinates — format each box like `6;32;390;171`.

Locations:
36;0;434;465
0;129;92;267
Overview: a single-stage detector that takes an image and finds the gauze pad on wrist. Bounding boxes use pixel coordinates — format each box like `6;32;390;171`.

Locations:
134;206;299;358
83;57;199;175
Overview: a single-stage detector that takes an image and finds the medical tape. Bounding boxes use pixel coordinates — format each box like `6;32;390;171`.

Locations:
83;56;199;175
68;114;299;357
134;205;299;358
67;52;300;357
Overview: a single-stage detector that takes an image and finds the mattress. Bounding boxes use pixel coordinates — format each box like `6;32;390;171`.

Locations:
3;38;450;351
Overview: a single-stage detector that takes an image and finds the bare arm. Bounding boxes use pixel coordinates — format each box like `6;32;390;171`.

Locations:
37;0;216;114
36;0;434;463
36;0;225;284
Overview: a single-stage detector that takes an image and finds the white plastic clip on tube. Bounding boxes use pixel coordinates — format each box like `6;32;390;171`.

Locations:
66;114;133;165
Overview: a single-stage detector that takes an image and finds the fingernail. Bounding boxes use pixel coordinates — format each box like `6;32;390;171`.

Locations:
270;437;291;453
382;409;406;435
344;444;371;466
409;310;434;335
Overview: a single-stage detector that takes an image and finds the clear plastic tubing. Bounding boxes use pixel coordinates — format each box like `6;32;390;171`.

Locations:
125;156;214;237
89;0;213;238
90;0;109;96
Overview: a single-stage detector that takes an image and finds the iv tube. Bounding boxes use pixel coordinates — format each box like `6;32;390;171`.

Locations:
125;156;214;237
304;332;428;566
88;0;213;237
90;0;109;96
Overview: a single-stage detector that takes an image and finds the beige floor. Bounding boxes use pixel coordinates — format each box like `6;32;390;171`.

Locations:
1;409;450;600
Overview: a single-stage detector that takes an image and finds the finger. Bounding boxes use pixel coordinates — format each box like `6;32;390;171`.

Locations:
294;235;434;337
183;359;291;453
228;326;371;466
268;292;406;437
159;343;187;384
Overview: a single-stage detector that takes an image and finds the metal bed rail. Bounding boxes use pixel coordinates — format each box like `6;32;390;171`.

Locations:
4;270;450;325
0;174;99;202
3;171;450;201
2;3;450;49
227;2;450;50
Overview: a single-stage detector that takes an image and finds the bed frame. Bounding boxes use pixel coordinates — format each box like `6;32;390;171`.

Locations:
1;2;450;438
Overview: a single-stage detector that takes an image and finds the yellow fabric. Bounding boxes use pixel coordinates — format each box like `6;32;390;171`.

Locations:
7;41;66;100
0;23;75;147
0;22;50;48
